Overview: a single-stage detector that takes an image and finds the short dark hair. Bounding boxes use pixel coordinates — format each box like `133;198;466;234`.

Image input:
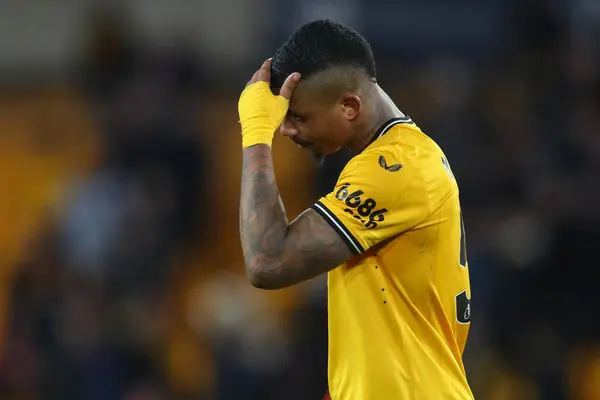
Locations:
271;19;376;89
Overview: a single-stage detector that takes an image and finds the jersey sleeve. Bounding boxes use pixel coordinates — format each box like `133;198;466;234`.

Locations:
312;150;430;254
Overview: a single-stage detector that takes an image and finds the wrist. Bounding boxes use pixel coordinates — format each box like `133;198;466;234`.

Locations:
241;118;274;148
242;133;273;148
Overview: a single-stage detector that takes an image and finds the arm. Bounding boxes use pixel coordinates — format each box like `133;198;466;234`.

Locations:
240;145;352;290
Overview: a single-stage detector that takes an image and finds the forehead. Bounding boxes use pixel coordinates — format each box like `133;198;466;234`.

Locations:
287;80;334;113
288;82;314;109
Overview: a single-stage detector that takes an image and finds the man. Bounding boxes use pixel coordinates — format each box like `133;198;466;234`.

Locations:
238;20;473;399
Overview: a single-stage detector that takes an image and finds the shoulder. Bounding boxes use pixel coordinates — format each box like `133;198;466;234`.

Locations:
328;146;426;224
339;143;421;193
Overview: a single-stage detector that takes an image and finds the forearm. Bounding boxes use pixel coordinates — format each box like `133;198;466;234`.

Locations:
240;144;289;285
237;62;346;289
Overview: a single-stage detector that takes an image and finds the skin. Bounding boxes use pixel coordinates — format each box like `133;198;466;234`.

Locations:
240;59;404;289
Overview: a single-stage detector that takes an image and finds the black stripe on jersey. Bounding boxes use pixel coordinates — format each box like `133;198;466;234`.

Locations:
360;116;414;152
312;201;365;255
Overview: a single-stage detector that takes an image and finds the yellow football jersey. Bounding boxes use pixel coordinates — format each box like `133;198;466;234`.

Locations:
312;117;473;399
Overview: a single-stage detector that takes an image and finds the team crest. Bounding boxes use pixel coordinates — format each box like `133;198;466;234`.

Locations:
378;155;402;172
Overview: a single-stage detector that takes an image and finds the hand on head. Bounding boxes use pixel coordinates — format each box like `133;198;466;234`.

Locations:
238;59;301;148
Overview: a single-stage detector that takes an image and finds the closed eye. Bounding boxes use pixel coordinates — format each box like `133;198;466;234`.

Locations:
288;111;304;122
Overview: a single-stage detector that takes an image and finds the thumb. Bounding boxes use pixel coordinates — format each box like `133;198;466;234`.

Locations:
270;94;291;128
278;72;301;100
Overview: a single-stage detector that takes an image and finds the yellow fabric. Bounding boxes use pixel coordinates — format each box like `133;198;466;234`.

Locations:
237;81;289;148
314;120;473;399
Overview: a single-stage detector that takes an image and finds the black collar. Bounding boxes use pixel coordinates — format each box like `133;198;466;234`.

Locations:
360;116;413;153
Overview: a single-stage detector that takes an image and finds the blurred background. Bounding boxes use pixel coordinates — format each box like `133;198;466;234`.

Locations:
0;0;598;399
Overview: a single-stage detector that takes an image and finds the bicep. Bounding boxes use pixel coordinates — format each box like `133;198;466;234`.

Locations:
256;209;352;289
245;207;352;290
284;208;353;267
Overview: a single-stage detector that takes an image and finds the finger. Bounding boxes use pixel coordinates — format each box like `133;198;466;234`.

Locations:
255;58;272;84
278;72;301;100
245;69;261;88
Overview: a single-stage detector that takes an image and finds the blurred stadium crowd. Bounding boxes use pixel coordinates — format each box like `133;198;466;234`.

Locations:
0;1;598;399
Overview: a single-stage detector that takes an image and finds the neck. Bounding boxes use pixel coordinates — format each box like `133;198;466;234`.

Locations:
347;84;404;153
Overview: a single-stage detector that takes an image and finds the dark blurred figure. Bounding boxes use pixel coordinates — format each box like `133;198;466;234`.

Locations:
80;8;137;102
0;9;209;400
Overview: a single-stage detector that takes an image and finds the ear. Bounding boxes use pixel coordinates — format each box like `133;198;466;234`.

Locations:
339;93;362;121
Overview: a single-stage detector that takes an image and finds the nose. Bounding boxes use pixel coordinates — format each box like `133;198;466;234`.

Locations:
279;118;299;137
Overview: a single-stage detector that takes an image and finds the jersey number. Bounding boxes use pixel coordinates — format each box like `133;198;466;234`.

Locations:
444;155;471;324
456;212;471;324
459;212;467;268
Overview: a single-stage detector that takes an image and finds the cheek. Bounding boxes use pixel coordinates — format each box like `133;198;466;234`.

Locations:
301;111;342;143
323;116;346;140
296;118;320;138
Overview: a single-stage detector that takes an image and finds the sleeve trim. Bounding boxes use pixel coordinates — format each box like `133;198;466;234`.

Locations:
312;201;365;255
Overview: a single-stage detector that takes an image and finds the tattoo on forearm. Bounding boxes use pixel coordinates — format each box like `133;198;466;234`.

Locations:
240;145;289;281
240;145;352;289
